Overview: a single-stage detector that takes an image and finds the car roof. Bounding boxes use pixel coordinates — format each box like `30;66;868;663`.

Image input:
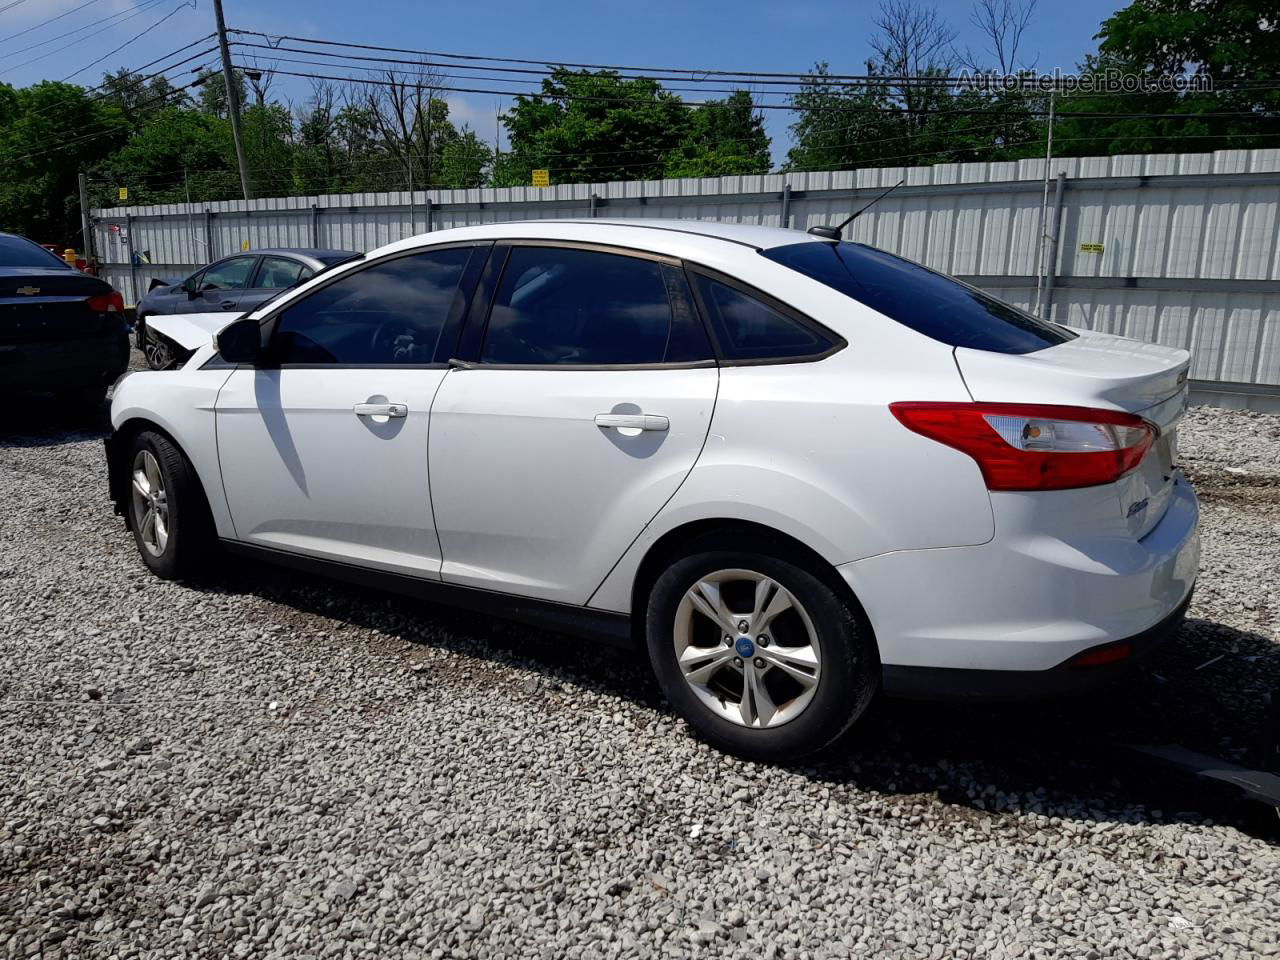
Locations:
220;248;357;262
370;218;824;268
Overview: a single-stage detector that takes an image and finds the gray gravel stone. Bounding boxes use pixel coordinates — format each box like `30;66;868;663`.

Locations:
0;373;1278;958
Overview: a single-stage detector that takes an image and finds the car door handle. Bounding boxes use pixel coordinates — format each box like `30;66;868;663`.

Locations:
594;413;668;431
354;402;408;418
220;300;237;309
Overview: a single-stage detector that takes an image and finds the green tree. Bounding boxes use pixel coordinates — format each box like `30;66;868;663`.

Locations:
90;107;237;206
1053;0;1280;155
493;68;691;186
0;81;126;241
663;91;771;178
437;126;492;188
100;68;189;121
195;68;247;120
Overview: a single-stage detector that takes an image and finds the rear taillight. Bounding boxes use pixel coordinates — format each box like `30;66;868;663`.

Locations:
890;402;1157;491
86;291;125;314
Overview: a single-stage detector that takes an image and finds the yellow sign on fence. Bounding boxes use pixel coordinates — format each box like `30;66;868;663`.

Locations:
117;187;128;201
1079;242;1105;254
241;240;251;252
531;169;550;188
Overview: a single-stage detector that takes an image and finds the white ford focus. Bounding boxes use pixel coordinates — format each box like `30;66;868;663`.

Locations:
106;219;1199;760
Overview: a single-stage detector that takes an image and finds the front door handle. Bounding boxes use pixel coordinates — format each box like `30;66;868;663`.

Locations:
354;402;408;418
594;413;668;432
220;300;237;309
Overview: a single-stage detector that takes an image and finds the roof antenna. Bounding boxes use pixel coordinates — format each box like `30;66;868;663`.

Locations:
807;178;906;241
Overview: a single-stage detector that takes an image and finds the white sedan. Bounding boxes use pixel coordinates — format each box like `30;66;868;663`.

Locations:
106;219;1200;761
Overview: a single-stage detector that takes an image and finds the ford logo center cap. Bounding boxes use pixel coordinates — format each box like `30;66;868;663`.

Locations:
735;637;756;658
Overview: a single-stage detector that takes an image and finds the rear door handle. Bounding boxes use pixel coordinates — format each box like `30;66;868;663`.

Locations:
594;413;668;431
354;402;408;418
220;300;237;309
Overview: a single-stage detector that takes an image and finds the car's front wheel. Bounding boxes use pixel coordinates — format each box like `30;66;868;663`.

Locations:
142;325;178;370
646;546;877;762
126;431;213;579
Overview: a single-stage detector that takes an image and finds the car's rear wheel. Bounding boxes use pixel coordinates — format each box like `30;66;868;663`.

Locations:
126;431;213;579
646;547;877;762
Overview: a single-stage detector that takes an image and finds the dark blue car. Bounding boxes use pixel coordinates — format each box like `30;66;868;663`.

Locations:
135;248;358;368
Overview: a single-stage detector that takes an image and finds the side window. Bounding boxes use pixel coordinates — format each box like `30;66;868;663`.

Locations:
200;257;257;291
692;273;836;361
255;256;307;289
482;246;703;366
270;247;473;365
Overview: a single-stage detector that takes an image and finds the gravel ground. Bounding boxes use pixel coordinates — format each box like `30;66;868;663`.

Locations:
1;370;1278;959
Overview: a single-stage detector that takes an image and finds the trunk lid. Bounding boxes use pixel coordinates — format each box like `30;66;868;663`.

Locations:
956;330;1190;538
0;267;116;344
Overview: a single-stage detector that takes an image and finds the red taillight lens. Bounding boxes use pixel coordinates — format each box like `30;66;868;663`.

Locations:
86;291;125;314
890;402;1157;491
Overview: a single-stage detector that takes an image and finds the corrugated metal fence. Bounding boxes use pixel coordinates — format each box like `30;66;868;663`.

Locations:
92;149;1280;389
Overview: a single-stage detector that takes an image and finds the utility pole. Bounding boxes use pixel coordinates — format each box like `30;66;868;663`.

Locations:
212;0;251;201
1033;91;1057;318
76;172;93;263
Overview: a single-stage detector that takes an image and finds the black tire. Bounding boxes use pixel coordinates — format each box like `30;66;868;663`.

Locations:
125;430;214;579
646;546;877;763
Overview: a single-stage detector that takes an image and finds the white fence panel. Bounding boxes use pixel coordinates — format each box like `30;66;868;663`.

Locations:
93;149;1280;387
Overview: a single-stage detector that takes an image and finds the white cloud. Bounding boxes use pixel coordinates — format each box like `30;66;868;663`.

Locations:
443;92;510;147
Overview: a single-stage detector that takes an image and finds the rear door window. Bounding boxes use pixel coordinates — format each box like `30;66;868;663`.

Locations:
762;241;1075;354
481;246;710;365
254;256;307;289
200;257;258;291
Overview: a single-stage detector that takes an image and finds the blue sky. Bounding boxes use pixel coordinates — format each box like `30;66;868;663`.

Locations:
1;0;1125;161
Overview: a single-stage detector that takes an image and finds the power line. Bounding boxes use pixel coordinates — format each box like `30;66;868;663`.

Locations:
62;1;197;82
229;30;1280;96
90;121;1280;192
6;74;208;166
0;0;103;45
18;39;217;123
246;50;1280;114
0;0;166;76
4;0;161;57
240;64;1277;122
0;0;35;18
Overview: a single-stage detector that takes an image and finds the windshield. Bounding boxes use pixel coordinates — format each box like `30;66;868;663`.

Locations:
762;241;1075;354
0;235;73;270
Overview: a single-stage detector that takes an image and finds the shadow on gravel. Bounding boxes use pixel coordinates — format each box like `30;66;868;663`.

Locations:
184;553;1280;841
0;399;110;446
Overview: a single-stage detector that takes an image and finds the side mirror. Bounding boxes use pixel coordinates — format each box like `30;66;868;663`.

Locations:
216;317;262;363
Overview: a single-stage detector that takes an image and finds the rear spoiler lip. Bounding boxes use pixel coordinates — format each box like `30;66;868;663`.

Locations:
1137;382;1191;434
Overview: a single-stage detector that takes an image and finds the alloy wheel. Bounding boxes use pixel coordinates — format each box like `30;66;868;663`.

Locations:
130;450;170;557
144;330;174;370
672;568;822;728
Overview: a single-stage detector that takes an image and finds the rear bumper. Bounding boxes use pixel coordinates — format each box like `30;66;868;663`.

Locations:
881;591;1191;700
0;328;129;389
842;473;1200;683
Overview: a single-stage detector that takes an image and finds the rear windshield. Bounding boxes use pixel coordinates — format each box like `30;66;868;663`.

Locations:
0;235;72;269
762;241;1075;354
